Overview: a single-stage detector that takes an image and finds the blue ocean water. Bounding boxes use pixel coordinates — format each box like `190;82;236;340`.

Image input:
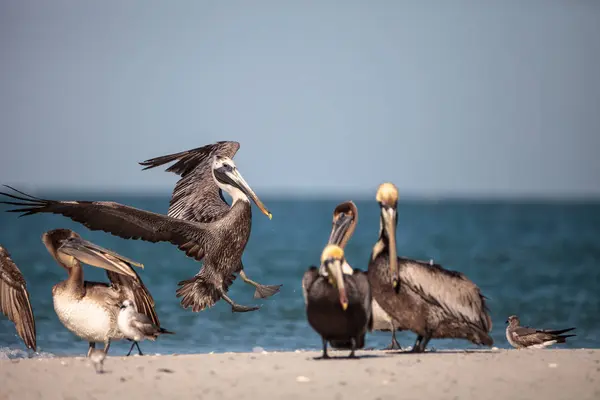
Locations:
0;194;599;357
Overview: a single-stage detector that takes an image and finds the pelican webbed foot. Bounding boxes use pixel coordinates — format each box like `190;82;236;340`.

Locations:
222;293;260;313
348;338;358;359
239;270;282;299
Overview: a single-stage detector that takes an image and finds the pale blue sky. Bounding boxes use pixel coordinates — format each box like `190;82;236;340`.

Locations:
1;1;599;197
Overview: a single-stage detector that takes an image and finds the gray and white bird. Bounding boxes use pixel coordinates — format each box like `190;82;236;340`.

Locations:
117;299;175;356
505;315;576;349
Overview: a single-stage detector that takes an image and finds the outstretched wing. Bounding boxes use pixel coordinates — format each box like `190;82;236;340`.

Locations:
0;246;36;351
0;186;210;263
398;257;492;332
139;141;240;223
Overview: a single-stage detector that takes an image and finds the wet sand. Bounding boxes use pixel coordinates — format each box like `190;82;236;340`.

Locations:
1;349;599;400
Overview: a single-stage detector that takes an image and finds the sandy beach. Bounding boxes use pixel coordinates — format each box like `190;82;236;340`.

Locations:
1;348;599;400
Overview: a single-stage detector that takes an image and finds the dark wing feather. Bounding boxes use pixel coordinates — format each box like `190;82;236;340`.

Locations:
0;187;210;263
351;270;373;331
301;266;320;306
139;141;240;223
0;246;36;351
107;269;160;326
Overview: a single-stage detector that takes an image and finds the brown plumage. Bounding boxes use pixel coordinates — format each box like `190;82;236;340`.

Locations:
0;145;273;313
41;228;165;356
325;200;403;350
139;141;281;302
368;183;493;353
506;315;576;349
0;246;36;351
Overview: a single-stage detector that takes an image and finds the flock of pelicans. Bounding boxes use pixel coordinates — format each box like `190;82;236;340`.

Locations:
0;141;577;369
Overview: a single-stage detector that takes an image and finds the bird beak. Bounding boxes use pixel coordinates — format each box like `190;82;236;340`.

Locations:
328;212;354;247
215;166;272;220
380;205;398;290
325;259;349;311
58;237;142;278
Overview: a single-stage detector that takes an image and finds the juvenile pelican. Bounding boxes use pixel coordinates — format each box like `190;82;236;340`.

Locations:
41;229;163;356
139;141;281;300
302;245;372;359
0;246;36;351
0;147;273;313
506;315;576;349
368;183;493;353
326;201;402;350
118;299;175;356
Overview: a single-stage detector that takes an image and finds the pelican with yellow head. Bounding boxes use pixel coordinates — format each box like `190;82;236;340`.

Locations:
367;183;493;353
302;244;372;359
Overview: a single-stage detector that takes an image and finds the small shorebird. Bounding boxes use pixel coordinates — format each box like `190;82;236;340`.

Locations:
0;142;276;314
325;201;402;350
368;183;493;353
0;245;36;351
302;245;372;359
40;229;164;357
118;299;175;356
89;347;106;374
505;315;576;349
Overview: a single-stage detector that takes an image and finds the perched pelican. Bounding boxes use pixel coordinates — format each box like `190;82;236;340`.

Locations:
506;315;576;349
302;245;372;359
139;141;281;301
118;299;175;356
0;145;273;313
326;201;402;350
41;229;164;356
0;246;36;351
368;183;493;353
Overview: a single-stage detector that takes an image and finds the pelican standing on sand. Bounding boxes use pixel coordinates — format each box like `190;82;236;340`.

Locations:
118;299;174;356
41;229;165;356
0;145;274;313
326;201;402;350
506;315;576;349
368;183;493;353
302;245;372;359
139;141;281;301
0;245;36;351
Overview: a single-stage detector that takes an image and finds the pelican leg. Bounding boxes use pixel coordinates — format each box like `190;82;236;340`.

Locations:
348;338;358;359
315;338;330;360
103;339;111;355
411;335;424;353
239;270;282;299
419;335;432;353
87;342;96;358
384;330;402;351
221;292;260;313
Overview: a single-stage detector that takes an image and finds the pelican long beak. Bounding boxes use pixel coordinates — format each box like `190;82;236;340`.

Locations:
325;259;349;311
328;212;354;247
216;167;272;219
58;237;141;278
381;206;398;290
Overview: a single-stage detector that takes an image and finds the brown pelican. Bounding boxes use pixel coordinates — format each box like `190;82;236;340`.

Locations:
118;299;174;356
41;228;163;356
506;315;576;349
0;245;36;351
302;244;372;359
368;183;493;353
139;141;281;301
0;145;273;313
326;201;402;350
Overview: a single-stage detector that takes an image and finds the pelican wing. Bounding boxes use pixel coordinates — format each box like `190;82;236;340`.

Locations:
0;187;210;263
0;246;36;351
139;141;240;223
350;269;373;331
106;268;160;326
301;266;320;305
398;257;492;332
